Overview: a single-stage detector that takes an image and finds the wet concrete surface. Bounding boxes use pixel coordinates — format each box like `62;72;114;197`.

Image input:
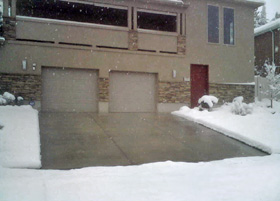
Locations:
40;112;266;169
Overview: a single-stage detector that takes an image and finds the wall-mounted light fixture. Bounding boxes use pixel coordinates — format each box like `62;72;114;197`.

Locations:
32;63;37;71
172;70;176;78
22;60;27;71
183;77;190;82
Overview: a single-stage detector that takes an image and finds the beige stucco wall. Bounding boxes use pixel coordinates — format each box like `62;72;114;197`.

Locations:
0;0;256;83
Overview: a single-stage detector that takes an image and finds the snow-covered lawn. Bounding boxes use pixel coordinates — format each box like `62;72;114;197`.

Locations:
0;106;41;168
0;155;280;201
172;99;280;154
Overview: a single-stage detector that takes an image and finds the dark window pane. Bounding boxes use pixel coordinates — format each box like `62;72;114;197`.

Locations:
16;0;128;27
137;11;177;32
208;5;219;43
224;8;234;45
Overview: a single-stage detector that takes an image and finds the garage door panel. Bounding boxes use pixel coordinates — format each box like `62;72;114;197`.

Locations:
42;67;98;112
109;72;156;113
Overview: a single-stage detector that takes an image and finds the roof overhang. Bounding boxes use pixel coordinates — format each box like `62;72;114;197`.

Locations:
254;19;280;36
213;0;264;8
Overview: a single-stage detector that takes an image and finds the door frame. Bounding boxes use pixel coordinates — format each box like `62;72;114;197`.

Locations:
190;64;209;108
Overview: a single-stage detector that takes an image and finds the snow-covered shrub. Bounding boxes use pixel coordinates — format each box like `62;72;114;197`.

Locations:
3;92;15;104
0;92;18;105
0;95;7;105
231;96;253;116
264;63;280;108
17;96;24;105
17;96;24;101
198;95;218;111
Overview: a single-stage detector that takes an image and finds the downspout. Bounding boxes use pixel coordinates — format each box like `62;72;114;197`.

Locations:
269;30;275;108
270;30;275;65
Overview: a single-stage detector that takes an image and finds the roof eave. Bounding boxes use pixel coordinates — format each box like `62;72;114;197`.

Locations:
221;0;264;8
255;24;280;36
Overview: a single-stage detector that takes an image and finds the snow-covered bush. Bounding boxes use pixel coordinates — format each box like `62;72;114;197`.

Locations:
198;95;218;111
3;92;15;104
231;96;253;116
17;96;24;105
0;92;22;105
0;95;7;105
264;63;280;108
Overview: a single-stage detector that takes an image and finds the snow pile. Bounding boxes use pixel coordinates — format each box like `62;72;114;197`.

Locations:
0;106;41;168
172;99;280;154
231;96;253;115
0;155;280;201
198;95;218;108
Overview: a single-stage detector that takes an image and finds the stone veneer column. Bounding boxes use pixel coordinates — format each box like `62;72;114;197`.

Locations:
128;30;138;51
99;78;109;102
158;81;190;104
177;35;186;55
2;16;16;40
0;73;41;100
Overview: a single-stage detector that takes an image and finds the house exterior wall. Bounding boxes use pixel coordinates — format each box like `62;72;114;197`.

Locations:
0;0;258;111
255;30;274;67
254;28;280;74
275;29;280;67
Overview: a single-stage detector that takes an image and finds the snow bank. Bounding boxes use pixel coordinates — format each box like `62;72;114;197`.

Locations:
172;100;280;154
0;155;279;201
0;106;41;168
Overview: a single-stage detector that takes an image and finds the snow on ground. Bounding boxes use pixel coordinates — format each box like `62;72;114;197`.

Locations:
0;102;279;201
0;155;280;201
0;106;41;168
172;99;280;154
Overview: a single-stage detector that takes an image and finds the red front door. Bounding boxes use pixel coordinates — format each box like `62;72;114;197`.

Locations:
191;64;209;108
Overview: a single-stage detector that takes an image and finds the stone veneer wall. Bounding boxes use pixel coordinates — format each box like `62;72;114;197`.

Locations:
99;78;109;102
210;83;255;104
158;81;190;104
128;30;138;51
0;73;41;100
177;35;186;55
2;17;16;40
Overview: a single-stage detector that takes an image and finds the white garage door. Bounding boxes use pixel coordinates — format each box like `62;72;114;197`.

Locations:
42;67;98;112
109;71;157;112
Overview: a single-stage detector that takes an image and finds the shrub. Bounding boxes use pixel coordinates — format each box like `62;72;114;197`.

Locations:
198;95;218;111
231;96;253;116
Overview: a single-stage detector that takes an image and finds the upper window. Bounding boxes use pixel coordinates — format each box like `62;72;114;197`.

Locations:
16;0;128;27
208;5;219;43
224;8;234;45
137;9;177;32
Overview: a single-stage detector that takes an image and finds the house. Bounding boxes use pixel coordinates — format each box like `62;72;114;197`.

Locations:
0;0;263;112
254;18;280;75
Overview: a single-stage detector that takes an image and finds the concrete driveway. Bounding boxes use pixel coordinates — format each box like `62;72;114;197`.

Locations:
40;113;265;169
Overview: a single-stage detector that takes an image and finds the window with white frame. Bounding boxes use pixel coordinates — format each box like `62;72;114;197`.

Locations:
208;5;219;43
224;8;234;45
